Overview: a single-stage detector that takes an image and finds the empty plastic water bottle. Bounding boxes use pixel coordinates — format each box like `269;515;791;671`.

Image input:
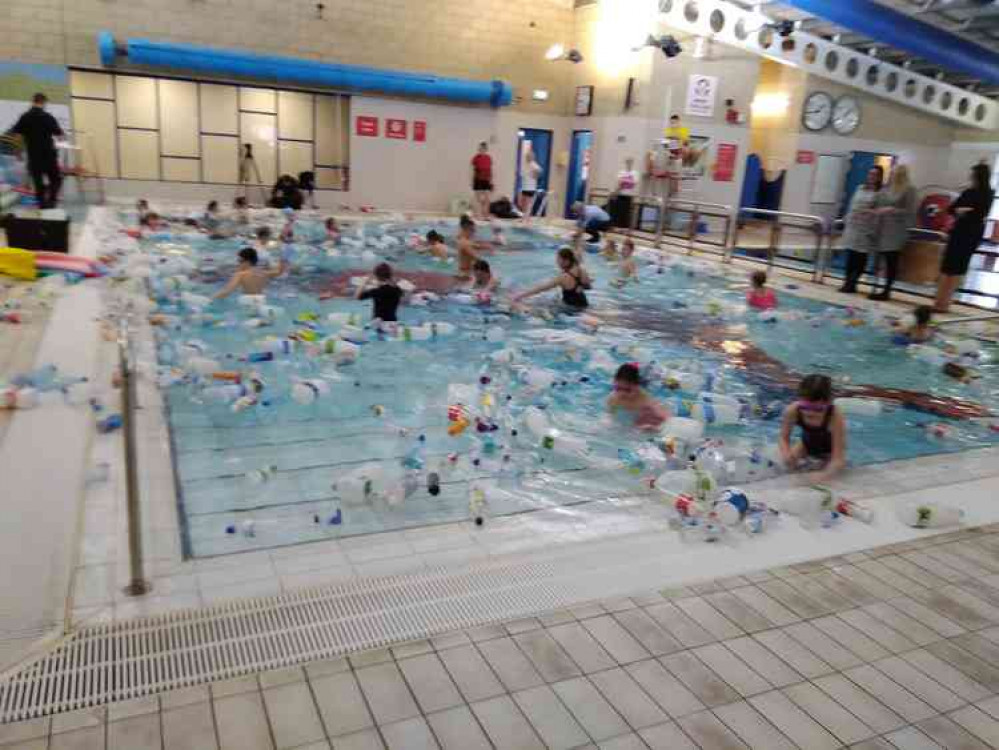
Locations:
427;472;441;497
246;464;278;485
898;503;964;528
97;414;123;434
468;484;487;526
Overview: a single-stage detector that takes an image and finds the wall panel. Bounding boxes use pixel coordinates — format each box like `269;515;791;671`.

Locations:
159;80;199;157
115;76;157;129
71;98;118;178
118;130;160;179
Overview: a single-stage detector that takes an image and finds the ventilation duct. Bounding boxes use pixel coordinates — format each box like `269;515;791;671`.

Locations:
98;32;513;107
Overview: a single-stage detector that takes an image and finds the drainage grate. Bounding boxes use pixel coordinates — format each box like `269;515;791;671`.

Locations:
0;556;594;723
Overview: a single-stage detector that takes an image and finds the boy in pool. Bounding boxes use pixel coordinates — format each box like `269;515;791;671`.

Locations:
612;239;638;287
907;305;934;343
470;259;500;303
778;374;847;483
456;216;482;280
747;270;778;310
136;199;151;226
356;262;404;322
213;247;287;299
607;363;671;431
424;230;450;260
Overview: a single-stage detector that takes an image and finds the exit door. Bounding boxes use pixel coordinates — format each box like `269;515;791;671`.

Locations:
566;130;593;218
515;129;553;216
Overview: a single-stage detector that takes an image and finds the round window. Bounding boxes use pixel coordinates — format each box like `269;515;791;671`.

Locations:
865;65;879;86
959;97;970;115
709;9;725;32
803;43;818;64
904;79;917;99
975;103;987;122
885;71;898;92
758;26;774;48
941;91;953;110
846;58;859;78
734;19;748;40
684;1;699;23
825;50;839;72
923;85;936;105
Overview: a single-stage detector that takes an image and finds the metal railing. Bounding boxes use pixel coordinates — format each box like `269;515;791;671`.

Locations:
117;320;150;597
660;197;734;255
732;208;829;283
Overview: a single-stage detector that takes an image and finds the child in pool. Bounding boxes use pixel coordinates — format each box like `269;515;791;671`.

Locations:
491;223;507;248
356;262;404;322
778;374;847;482
456;216;481;280
512;247;593;310
470;259;500;303
280;208;296;243
614;240;638;286
601;239;619;261
746;270;778;310
907;305;934;343
607;363;671;431
214;247;287;299
202;200;222;232
424;230;450;260
233;197;250;225
136;199;151;226
325;217;341;243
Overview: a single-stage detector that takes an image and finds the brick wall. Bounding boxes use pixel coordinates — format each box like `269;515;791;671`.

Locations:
1;0;576;114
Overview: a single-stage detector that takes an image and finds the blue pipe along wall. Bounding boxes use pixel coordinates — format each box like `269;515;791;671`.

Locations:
781;0;999;86
98;32;513;107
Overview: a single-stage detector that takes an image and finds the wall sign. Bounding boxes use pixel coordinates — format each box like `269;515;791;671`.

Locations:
413;120;427;142
356;116;379;137
386;118;407;140
797;149;816;164
575;86;594;116
713;143;738;182
685;74;718;118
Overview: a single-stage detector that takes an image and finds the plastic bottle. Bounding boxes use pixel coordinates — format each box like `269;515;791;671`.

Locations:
246;464;278;485
403;435;427;470
468;484;487;526
618;447;646;475
714;489;750;526
427;471;441;497
834;397;882;417
898;503;964;528
0;387;38;409
291;379;330;405
773;486;836;518
97;414;123;434
673;494;702;518
835;498;874;523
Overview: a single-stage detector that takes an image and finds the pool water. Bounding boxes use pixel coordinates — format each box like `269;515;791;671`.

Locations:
132;213;999;558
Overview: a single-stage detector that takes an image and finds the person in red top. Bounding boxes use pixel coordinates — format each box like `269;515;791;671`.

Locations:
470;142;493;219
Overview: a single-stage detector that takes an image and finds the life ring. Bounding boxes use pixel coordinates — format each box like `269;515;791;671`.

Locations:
918;193;955;232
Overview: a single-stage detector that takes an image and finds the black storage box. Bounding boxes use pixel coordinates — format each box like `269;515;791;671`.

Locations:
4;215;71;253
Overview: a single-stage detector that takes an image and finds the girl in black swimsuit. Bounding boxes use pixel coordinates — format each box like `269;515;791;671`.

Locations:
778;374;848;483
513;247;592;310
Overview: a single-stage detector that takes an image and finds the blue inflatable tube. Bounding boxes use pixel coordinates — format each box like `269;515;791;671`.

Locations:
98;32;513;107
781;0;999;86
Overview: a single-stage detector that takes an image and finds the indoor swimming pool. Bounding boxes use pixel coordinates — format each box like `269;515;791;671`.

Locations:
126;213;999;558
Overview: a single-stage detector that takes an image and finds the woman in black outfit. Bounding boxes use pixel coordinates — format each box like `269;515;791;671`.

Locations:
936;163;994;313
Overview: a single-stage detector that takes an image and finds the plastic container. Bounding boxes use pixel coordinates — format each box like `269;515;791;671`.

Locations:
692;394;743;425
97;414;123;434
834;397;882;416
291;379;330;405
898;503;964;528
0;386;38;409
836;498;874;523
714;489;750;525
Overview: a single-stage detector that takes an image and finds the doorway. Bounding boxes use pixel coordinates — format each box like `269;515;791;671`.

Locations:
566;130;593;218
515;128;553;216
840;151;895;217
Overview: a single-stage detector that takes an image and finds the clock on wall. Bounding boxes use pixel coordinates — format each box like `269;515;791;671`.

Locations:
575;86;594;116
832;95;862;135
802;91;833;131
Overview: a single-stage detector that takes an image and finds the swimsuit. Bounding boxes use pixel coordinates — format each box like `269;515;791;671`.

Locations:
797;404;834;458
562;270;589;309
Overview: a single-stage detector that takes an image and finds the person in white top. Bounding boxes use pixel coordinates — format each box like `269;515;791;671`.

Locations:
518;141;542;220
610;157;640;228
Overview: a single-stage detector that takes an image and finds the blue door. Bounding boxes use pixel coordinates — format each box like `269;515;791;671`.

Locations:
515;129;553;216
566;130;593;218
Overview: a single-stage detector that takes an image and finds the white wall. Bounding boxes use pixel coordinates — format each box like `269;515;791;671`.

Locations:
348;97;572;216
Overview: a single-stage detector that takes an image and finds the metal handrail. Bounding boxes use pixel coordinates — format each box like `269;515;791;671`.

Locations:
117;321;150;597
661;197;735;255
732;207;828;281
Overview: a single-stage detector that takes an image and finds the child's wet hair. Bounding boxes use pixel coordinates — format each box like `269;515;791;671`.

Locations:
238;247;259;265
914;305;933;326
751;270;767;289
426;230;443;243
374;262;393;281
798;373;833;402
473;259;491;274
614;363;642;385
256;226;272;240
557;247;578;268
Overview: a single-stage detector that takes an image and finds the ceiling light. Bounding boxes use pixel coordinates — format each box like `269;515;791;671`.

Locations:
545;43;565;61
532;89;550;101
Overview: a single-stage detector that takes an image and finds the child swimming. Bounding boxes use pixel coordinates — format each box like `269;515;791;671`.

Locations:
470;259;499;303
325;217;341;243
136;199;151;226
356;262;404;322
213;247;287;299
746;270;778;310
607;363;671;431
491;223;507;247
424;230;449;260
778;374;847;482
601;239;619;261
456;216;481;280
907;305;934;343
512;247;593;310
613;239;638;287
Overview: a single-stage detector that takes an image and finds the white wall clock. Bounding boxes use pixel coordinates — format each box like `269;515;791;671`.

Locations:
832;95;862;135
802;91;833;131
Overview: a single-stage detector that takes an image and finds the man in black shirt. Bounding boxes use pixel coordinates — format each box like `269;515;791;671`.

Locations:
7;93;64;209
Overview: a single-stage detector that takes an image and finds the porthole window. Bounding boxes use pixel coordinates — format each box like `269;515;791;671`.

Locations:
865;65;879;86
975;102;987;122
904;78;917;99
941;91;953;110
758;26;774;48
846;58;859;78
825;50;839;72
959;97;970;115
734;19;749;40
803;43;818;64
660;0;673;11
923;85;936;105
885;71;898;92
709;9;725;32
684;1;699;23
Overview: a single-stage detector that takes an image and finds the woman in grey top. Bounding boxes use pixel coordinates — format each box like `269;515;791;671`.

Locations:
839;166;884;294
869;165;917;301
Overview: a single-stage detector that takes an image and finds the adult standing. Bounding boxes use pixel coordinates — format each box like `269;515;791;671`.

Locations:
838;166;884;294
869;164;917;301
572;201;611;243
609;157;640;229
6;93;64;209
518;141;541;219
470;141;493;219
936;163;994;313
